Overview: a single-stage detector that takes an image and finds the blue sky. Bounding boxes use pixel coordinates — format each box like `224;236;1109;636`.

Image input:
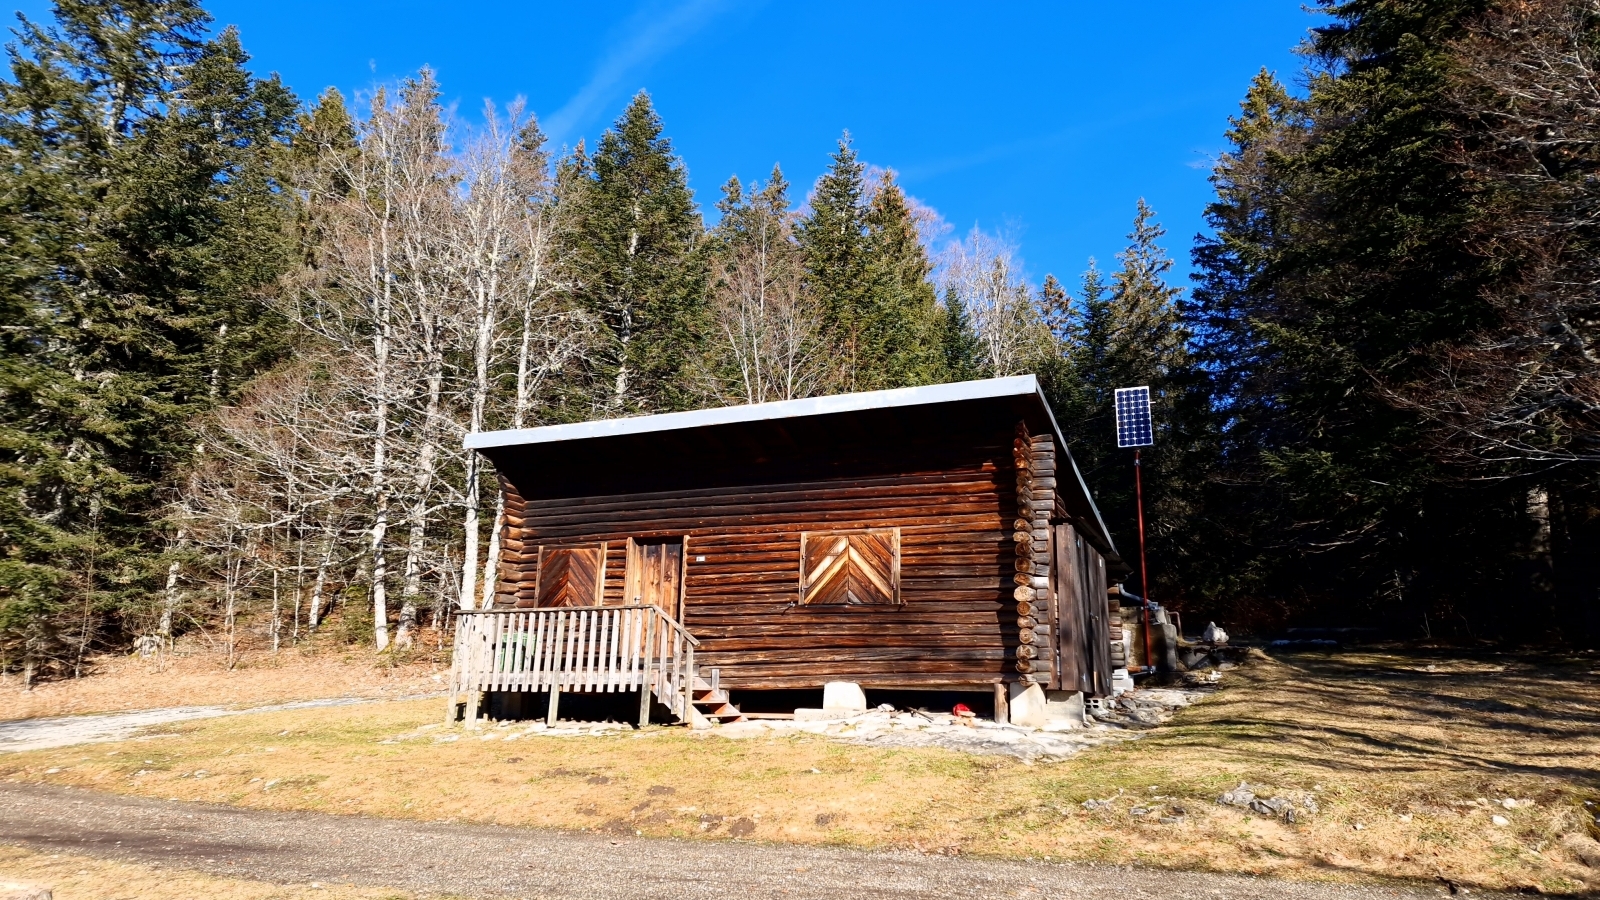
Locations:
16;0;1317;289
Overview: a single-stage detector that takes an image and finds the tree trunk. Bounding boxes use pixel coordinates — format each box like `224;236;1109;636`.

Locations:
308;528;334;629
480;492;505;609
396;343;444;650
158;529;185;649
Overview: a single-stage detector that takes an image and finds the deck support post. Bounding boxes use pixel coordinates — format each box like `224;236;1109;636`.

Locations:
994;682;1009;725
546;684;561;727
464;690;481;729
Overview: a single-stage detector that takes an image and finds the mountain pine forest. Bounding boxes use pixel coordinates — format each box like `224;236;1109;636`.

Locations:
1;0;1596;681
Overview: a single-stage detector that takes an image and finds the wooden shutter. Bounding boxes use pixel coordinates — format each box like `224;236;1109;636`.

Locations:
799;529;900;606
535;544;605;608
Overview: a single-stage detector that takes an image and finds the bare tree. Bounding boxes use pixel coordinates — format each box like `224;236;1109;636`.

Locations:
703;226;832;404
938;227;1050;376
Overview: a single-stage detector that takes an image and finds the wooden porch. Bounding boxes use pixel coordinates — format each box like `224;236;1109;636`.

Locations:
447;604;741;728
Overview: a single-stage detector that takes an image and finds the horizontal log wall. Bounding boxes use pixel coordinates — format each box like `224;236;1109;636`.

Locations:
493;437;1021;690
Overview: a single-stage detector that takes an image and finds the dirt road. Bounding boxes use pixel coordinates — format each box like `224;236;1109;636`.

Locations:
0;783;1469;900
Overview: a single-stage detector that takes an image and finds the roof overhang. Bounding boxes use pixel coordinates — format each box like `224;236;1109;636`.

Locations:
467;375;1118;558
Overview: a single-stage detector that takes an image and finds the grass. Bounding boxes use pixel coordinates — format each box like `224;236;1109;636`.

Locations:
1;643;449;720
4;647;1599;894
0;845;417;899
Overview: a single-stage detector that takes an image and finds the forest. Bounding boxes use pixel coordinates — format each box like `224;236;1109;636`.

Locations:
0;0;1595;681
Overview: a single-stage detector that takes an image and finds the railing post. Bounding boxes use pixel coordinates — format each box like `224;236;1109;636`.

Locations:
637;610;655;728
683;644;695;726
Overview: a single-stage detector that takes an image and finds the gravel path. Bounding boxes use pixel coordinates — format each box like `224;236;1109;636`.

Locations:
0;783;1473;900
0;698;395;753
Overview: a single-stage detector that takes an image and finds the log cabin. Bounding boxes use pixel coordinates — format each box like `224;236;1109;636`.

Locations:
447;374;1127;728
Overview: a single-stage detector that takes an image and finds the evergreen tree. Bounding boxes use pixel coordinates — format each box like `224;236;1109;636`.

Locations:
795;134;872;386
796;135;943;390
861;171;943;388
559;91;706;414
0;1;297;676
936;287;982;383
1050;205;1197;599
1184;0;1552;635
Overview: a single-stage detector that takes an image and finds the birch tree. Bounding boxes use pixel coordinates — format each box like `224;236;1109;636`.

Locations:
938;227;1050;376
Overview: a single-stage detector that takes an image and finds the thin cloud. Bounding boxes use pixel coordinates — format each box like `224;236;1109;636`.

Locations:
544;0;731;144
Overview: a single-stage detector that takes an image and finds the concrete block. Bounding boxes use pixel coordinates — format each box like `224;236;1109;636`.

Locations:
822;681;867;711
1007;681;1048;728
1044;690;1086;728
1111;668;1135;695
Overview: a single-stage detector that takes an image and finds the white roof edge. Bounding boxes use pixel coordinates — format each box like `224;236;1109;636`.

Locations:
1029;378;1120;558
464;375;1041;450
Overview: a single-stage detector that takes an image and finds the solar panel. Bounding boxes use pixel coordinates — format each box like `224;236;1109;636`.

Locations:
1114;386;1154;448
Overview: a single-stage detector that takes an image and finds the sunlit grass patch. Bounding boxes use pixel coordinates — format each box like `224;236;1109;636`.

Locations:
6;647;1600;894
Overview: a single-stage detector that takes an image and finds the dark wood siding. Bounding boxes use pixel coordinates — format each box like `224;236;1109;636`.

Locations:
491;430;1021;690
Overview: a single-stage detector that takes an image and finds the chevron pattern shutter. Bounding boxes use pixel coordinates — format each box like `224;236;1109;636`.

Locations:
799;529;900;606
535;545;605;608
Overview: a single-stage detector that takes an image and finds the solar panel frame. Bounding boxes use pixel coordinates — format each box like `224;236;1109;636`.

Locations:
1114;386;1154;448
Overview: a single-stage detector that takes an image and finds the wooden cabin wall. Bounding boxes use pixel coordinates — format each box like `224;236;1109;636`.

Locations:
490;433;1025;690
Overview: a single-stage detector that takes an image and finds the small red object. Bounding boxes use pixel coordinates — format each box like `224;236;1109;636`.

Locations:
952;703;974;716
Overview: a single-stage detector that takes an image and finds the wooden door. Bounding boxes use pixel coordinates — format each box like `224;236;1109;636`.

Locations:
1053;523;1089;694
625;538;685;619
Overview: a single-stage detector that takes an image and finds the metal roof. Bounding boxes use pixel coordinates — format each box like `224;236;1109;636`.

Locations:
464;375;1117;556
466;375;1041;449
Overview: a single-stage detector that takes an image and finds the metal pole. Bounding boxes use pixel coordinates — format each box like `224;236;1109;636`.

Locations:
1136;449;1154;673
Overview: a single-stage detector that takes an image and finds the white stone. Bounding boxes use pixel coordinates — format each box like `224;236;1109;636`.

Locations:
822;681;867;711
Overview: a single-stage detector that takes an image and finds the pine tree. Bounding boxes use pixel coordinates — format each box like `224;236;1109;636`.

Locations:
796;136;943;390
560;91;706;414
1050;205;1197;599
795;134;872;386
0;2;297;676
936;287;982;383
861;171;943;388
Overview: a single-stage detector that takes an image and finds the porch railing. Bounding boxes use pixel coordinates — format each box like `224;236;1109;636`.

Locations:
447;604;698;726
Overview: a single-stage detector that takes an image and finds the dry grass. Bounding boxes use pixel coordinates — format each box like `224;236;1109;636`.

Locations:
0;645;448;721
4;647;1599;894
0;844;416;899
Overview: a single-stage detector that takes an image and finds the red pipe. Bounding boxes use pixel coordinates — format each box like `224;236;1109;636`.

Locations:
1136;449;1153;673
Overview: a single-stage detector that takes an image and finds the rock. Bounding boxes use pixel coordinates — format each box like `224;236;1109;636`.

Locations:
1081;799;1113;811
1218;784;1256;808
1300;794;1320;814
1492;814;1510;826
1560;833;1600;869
1159;815;1184;825
0;882;52;900
1249;796;1296;820
1130;807;1151;817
